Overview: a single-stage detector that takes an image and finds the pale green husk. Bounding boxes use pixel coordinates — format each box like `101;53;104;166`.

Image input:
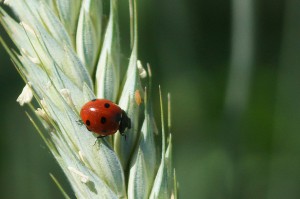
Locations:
0;0;177;198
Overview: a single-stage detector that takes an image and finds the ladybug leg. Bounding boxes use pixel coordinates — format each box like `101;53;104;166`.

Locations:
93;135;108;146
97;135;107;139
76;119;84;125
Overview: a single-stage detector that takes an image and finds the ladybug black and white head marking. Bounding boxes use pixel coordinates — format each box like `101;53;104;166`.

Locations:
119;110;131;136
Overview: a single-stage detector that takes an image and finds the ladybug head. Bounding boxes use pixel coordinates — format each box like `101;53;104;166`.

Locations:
119;110;131;135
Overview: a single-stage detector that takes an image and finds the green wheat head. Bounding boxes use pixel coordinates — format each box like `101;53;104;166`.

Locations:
0;0;177;198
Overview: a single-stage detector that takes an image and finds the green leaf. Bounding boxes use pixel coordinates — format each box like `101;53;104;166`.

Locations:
92;140;127;198
32;20;93;89
149;162;169;199
4;0;39;26
4;1;66;47
76;0;103;75
1;9;93;91
166;134;174;192
128;148;149;199
128;86;157;198
0;9;41;61
50;173;71;199
114;0;144;169
95;0;120;101
83;83;97;102
55;0;81;43
149;87;170;199
39;2;72;46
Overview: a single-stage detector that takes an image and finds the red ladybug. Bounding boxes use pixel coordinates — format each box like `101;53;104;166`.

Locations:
80;99;131;138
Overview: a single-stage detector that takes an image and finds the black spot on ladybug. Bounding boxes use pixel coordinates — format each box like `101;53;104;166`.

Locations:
101;117;106;124
104;103;110;108
102;130;108;133
86;120;91;126
91;99;97;101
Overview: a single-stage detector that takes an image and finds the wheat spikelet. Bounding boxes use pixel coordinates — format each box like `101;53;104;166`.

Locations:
0;0;177;198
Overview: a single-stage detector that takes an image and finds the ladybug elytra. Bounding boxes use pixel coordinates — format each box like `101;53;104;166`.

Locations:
80;99;131;138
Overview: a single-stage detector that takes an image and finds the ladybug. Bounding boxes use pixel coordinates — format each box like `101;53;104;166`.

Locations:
80;99;131;138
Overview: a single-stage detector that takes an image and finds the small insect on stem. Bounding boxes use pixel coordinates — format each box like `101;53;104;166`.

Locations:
80;99;131;141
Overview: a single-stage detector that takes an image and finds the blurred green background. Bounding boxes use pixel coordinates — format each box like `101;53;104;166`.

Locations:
1;0;300;198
